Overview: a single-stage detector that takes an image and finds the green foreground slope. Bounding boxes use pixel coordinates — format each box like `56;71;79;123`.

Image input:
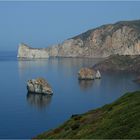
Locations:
35;91;140;139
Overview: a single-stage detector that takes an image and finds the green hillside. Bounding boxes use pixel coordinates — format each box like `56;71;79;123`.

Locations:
35;91;140;139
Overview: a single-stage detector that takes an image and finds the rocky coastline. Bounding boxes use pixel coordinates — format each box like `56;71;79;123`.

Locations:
17;43;49;59
18;19;140;59
18;19;140;139
93;54;140;73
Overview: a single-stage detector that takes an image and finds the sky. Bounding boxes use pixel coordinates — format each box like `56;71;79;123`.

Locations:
0;1;140;51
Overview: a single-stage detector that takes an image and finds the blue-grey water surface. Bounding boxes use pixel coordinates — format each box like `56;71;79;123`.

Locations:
0;52;140;138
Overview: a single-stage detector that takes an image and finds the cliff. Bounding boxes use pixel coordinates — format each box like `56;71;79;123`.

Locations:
18;19;140;58
17;43;49;58
93;55;140;73
35;91;140;139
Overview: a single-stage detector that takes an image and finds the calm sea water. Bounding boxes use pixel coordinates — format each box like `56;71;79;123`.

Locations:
0;52;140;138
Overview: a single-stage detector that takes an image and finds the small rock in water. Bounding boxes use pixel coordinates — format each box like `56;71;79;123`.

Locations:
96;70;101;79
78;67;101;80
27;77;53;95
78;68;96;80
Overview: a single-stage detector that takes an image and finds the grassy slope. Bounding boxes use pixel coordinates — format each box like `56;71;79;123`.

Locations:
35;91;140;139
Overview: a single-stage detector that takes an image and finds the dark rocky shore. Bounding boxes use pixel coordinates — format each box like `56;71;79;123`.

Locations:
93;55;140;73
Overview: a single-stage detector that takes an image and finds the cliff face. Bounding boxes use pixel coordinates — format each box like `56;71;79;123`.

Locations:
71;20;140;57
17;20;140;58
17;43;49;58
47;39;84;57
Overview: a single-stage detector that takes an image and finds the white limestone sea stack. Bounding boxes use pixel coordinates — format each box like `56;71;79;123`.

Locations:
17;43;49;59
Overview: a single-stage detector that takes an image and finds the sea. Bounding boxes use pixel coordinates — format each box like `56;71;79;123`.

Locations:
0;51;139;138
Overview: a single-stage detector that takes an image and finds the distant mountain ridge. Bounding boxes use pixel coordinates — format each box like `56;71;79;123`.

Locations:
18;19;140;58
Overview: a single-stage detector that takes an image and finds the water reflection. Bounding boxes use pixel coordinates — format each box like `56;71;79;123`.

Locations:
93;79;101;88
78;79;101;91
78;80;94;91
47;57;103;69
18;59;48;77
18;58;103;78
26;93;52;110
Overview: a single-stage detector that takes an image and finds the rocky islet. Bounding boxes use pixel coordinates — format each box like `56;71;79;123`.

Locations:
78;67;101;80
27;78;53;95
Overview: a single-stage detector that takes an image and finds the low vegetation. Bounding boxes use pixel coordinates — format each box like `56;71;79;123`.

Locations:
35;91;140;139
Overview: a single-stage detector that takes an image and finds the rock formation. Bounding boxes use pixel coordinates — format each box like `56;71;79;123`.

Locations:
17;43;49;59
18;19;140;58
78;67;101;80
96;70;101;79
27;78;53;95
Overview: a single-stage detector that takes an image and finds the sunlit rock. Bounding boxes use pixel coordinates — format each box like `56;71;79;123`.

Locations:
78;68;96;80
78;68;101;80
17;43;49;59
27;78;53;95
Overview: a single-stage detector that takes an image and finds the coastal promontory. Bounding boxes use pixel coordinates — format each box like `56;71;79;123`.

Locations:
18;19;140;58
17;43;49;59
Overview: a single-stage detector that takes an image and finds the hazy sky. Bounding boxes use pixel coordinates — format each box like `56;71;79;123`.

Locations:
0;1;140;51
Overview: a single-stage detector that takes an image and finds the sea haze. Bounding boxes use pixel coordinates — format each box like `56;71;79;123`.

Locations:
0;52;140;138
